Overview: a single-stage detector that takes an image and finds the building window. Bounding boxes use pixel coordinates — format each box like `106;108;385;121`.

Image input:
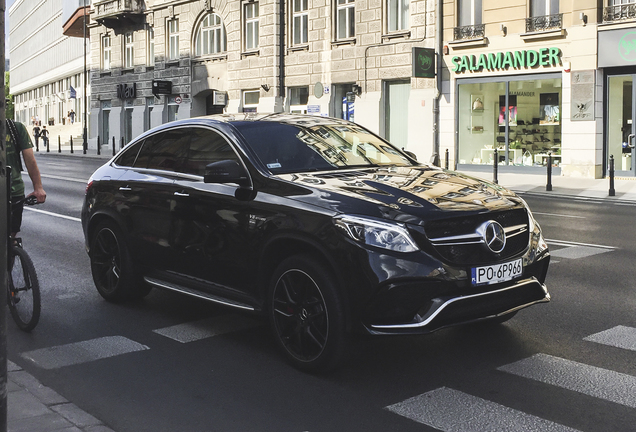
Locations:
289;86;309;113
336;0;355;39
458;0;481;26
147;26;155;66
292;0;308;45
124;32;134;68
387;0;409;32
531;0;559;16
243;90;260;112
168;18;179;61
102;34;111;70
195;13;227;56
244;1;259;50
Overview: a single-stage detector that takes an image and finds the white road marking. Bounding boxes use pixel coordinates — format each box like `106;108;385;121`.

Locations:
584;325;636;352
20;336;149;370
549;246;611;259
40;173;90;184
24;207;81;222
546;239;616;250
534;212;586;219
386;387;580;432
153;315;262;343
498;354;636;408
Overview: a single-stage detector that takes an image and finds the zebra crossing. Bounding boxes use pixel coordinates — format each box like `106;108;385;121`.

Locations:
386;324;636;431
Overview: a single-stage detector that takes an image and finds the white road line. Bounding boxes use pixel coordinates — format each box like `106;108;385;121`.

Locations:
24;207;81;222
20;336;149;370
584;326;636;352
546;239;616;249
534;212;586;219
40;173;89;184
549;246;611;259
386;387;581;432
153;315;262;343
498;354;636;408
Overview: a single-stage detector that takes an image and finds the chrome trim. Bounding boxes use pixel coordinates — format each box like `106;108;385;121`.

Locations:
369;279;549;330
144;277;255;311
429;223;528;246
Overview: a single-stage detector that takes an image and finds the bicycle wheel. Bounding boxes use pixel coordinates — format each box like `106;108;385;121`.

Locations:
8;245;41;332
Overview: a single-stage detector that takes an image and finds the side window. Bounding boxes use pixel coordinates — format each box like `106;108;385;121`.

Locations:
134;130;190;171
114;140;143;167
181;128;239;176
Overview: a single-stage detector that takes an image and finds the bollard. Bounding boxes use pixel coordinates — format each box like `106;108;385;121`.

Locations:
546;152;553;191
70;136;74;154
493;148;498;184
83;130;87;155
121;137;124;149
609;155;616;197
97;136;101;156
445;148;449;170
112;136;116;156
58;135;61;153
46;137;50;152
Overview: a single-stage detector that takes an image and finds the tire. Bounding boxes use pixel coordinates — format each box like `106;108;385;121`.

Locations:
8;245;41;332
89;221;150;302
268;255;348;372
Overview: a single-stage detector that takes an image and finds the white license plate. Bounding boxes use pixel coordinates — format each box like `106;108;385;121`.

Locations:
471;259;522;286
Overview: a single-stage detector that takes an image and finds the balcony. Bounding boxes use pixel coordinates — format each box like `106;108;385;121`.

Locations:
525;13;563;33
453;24;485;41
62;0;90;38
603;4;636;23
93;0;145;32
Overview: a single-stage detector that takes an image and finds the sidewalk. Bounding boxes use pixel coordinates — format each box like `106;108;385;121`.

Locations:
7;361;114;432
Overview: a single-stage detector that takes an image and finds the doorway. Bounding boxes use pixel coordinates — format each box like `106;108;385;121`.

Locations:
607;75;635;175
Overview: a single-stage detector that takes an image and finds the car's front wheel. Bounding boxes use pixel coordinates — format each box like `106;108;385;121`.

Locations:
268;255;348;372
89;221;150;302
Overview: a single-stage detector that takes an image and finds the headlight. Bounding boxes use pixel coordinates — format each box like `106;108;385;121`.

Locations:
333;215;419;253
519;197;537;233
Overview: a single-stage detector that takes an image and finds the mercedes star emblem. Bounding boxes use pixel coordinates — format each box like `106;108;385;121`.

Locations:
480;221;506;253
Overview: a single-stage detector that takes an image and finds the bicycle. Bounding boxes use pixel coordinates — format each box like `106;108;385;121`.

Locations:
7;188;42;332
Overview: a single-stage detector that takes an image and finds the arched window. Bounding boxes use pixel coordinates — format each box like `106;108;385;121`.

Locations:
195;13;227;56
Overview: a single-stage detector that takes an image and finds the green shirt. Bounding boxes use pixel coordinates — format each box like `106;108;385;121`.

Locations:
6;120;33;197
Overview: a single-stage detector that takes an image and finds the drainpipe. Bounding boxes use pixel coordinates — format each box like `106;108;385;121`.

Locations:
278;0;285;111
433;0;443;166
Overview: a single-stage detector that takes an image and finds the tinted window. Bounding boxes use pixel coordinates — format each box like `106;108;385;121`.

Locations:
134;130;190;171
114;140;143;167
235;121;412;174
179;128;239;176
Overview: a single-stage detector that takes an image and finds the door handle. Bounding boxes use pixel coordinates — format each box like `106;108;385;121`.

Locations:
173;191;189;197
629;134;636;148
118;186;132;191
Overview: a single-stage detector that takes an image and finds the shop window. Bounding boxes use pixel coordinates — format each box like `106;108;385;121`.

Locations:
457;77;562;168
289;87;309;113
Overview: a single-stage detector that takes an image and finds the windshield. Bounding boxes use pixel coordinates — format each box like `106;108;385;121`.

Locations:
234;120;414;174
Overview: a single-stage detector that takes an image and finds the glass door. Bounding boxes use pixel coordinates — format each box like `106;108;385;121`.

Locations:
608;75;635;174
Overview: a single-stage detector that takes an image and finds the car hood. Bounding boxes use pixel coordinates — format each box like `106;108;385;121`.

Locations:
274;165;524;224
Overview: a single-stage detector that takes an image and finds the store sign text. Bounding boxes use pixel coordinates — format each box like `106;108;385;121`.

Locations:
451;48;561;73
117;83;136;99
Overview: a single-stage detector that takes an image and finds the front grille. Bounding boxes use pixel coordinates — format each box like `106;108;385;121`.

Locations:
416;208;530;266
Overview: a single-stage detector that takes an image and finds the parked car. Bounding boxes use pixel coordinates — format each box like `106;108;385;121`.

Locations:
81;113;550;372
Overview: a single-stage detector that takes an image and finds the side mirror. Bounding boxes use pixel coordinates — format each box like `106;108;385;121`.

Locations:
402;148;418;161
204;160;250;188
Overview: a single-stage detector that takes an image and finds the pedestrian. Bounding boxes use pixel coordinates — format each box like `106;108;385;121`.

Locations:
5;119;46;237
40;125;49;149
32;124;41;151
70;109;75;124
35;115;40;126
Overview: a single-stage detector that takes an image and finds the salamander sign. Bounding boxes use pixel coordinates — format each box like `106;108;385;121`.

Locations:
451;47;561;73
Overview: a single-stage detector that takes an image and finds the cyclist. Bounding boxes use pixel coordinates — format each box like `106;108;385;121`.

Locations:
5;119;47;237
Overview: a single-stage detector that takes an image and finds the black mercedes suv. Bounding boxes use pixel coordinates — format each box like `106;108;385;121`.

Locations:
81;113;550;371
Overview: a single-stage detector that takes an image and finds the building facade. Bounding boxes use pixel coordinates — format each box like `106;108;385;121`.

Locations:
9;0;90;130
88;0;440;158
441;0;636;179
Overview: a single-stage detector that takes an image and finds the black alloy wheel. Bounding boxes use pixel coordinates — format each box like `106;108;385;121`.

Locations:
269;255;348;372
90;221;150;302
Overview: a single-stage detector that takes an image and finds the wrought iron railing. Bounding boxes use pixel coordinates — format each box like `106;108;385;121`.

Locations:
453;24;485;41
525;13;563;33
604;4;636;22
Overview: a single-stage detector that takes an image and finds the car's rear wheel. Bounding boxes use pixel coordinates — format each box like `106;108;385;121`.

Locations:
89;221;150;302
268;255;348;372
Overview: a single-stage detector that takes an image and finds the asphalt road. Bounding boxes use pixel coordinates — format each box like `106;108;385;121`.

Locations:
7;154;636;432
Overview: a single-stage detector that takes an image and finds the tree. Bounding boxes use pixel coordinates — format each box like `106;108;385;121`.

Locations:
4;71;13;120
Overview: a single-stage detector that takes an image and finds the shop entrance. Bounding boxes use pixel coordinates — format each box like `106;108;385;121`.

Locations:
607;75;635;174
